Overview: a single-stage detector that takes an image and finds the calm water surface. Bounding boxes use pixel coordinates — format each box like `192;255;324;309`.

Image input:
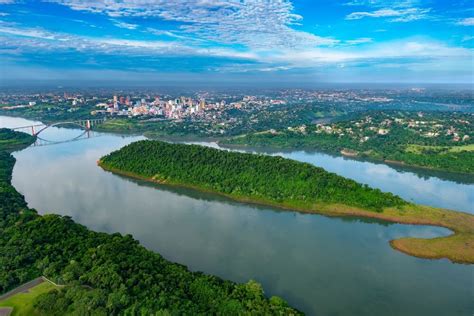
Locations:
2;116;473;316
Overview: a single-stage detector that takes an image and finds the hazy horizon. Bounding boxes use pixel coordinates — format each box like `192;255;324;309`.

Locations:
1;79;473;91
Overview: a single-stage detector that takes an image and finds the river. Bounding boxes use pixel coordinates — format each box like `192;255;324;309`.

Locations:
2;116;473;316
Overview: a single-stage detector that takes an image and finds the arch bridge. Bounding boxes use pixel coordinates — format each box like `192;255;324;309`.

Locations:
11;118;106;136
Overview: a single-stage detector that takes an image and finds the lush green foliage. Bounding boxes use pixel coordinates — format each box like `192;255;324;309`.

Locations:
223;111;474;174
0;128;35;152
101;140;406;212
0;130;301;315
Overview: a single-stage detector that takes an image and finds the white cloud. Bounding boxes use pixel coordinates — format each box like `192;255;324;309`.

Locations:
1;22;471;73
462;36;474;42
1;0;472;81
112;20;138;30
0;25;65;40
0;24;258;62
345;37;373;45
344;0;421;8
264;39;473;70
346;7;431;22
457;17;474;26
146;27;206;42
46;0;338;49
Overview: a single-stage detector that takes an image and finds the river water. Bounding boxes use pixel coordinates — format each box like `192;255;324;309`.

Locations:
2;116;473;316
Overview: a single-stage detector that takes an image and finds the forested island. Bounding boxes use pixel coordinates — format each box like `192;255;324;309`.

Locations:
0;129;301;315
100;140;474;264
221;111;474;174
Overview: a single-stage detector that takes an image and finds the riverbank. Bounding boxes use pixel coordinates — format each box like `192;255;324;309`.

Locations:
98;141;474;264
0;129;301;315
3;110;472;179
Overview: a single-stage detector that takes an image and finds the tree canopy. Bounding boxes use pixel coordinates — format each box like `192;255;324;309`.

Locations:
101;140;407;212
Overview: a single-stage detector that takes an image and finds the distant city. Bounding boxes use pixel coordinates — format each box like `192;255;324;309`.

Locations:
1;88;472;138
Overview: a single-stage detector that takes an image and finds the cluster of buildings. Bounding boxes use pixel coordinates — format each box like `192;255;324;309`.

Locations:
390;114;471;142
286;112;472;144
92;95;210;119
91;95;286;120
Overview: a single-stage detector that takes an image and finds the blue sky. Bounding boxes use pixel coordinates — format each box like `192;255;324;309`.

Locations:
0;0;473;85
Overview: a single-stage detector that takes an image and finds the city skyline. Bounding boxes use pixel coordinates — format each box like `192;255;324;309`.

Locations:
0;0;473;85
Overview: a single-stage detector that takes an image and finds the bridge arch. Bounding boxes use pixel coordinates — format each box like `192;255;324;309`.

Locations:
34;130;98;147
35;121;91;136
11;118;105;137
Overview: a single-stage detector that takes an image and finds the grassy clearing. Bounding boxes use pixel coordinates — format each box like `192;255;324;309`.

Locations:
391;233;473;263
448;144;474;152
0;281;59;316
99;119;132;128
406;144;474;154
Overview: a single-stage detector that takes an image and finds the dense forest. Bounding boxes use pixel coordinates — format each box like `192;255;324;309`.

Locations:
0;128;36;151
0;129;300;315
100;140;407;212
222;111;474;174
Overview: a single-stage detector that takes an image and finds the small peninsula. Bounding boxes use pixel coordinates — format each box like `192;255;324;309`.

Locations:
99;140;474;264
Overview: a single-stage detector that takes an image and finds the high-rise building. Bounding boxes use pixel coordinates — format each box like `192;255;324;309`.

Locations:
113;95;119;110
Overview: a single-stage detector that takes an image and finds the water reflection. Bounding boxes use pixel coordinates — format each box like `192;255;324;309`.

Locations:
112;171;449;231
191;142;474;213
220;144;474;185
3;116;474;315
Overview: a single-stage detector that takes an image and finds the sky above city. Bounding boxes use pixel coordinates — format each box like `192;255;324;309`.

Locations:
0;0;473;85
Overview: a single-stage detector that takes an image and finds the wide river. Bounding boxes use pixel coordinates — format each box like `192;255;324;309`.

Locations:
2;116;473;316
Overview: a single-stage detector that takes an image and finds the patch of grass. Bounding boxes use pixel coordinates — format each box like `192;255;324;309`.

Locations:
448;144;474;152
391;232;473;263
0;282;59;316
314;203;474;264
406;144;474;154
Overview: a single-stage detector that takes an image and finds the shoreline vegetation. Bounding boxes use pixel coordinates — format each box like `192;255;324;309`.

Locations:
221;137;474;175
99;140;474;264
0;129;301;315
1;111;472;177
